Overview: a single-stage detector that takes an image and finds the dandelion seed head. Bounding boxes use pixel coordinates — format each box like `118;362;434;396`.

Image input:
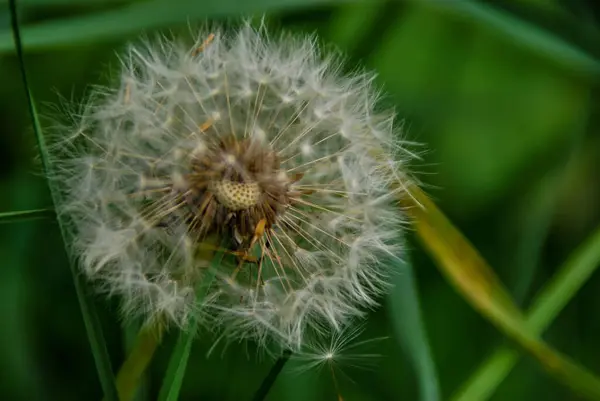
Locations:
47;21;414;348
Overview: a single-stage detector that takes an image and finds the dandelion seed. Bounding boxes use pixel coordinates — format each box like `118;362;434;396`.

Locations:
289;321;387;400
290;322;386;376
47;21;414;349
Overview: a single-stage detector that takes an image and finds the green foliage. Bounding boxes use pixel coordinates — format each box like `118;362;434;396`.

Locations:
157;250;222;401
388;257;440;401
2;1;600;401
8;1;118;399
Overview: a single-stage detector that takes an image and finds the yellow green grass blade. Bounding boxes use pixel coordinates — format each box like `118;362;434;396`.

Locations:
112;326;161;401
454;224;600;400
401;184;600;400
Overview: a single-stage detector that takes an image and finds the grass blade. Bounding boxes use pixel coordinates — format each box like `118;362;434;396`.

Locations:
388;256;440;401
400;184;600;400
0;0;384;53
123;322;150;401
156;249;224;401
113;326;160;401
416;0;600;76
20;0;132;5
0;208;54;224
453;224;600;401
8;1;118;399
251;350;293;401
156;327;195;401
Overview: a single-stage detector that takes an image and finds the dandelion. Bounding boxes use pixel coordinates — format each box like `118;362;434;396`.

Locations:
47;21;413;349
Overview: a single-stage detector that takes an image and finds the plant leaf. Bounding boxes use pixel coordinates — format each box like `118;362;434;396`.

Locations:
252;350;293;401
0;0;385;53
123;322;150;401
113;326;160;401
0;208;54;224
8;0;118;399
416;0;600;76
388;256;440;401
401;184;600;400
453;224;600;401
156;248;224;401
20;0;133;5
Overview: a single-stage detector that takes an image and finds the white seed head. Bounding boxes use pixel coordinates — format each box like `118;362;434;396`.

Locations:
47;21;415;349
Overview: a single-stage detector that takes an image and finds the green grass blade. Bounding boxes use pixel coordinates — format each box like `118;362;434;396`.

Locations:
417;0;600;76
388;256;440;401
114;327;160;401
122;322;150;401
157;327;196;401
157;250;224;401
509;174;560;304
8;1;118;399
0;208;54;224
21;0;133;5
400;184;600;400
252;350;293;401
0;0;384;53
453;224;600;400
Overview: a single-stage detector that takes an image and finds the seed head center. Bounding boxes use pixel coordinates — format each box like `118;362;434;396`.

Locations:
210;180;261;211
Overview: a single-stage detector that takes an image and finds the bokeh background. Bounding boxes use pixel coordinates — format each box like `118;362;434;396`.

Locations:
1;1;600;400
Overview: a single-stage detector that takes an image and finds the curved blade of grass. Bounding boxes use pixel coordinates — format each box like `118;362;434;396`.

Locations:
388;256;440;401
0;0;383;53
399;184;600;400
415;0;600;77
451;106;589;400
156;249;224;401
8;1;118;399
252;350;294;401
453;223;600;401
0;208;54;224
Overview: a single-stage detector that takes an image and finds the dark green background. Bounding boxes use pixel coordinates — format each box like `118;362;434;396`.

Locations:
1;1;600;400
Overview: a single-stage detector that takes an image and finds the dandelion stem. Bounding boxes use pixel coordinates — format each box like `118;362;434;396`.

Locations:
251;349;293;401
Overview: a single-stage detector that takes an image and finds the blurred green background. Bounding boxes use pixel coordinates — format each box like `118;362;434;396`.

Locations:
1;0;600;400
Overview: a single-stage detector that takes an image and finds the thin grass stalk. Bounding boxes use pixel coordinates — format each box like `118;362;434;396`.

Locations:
8;1;119;399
